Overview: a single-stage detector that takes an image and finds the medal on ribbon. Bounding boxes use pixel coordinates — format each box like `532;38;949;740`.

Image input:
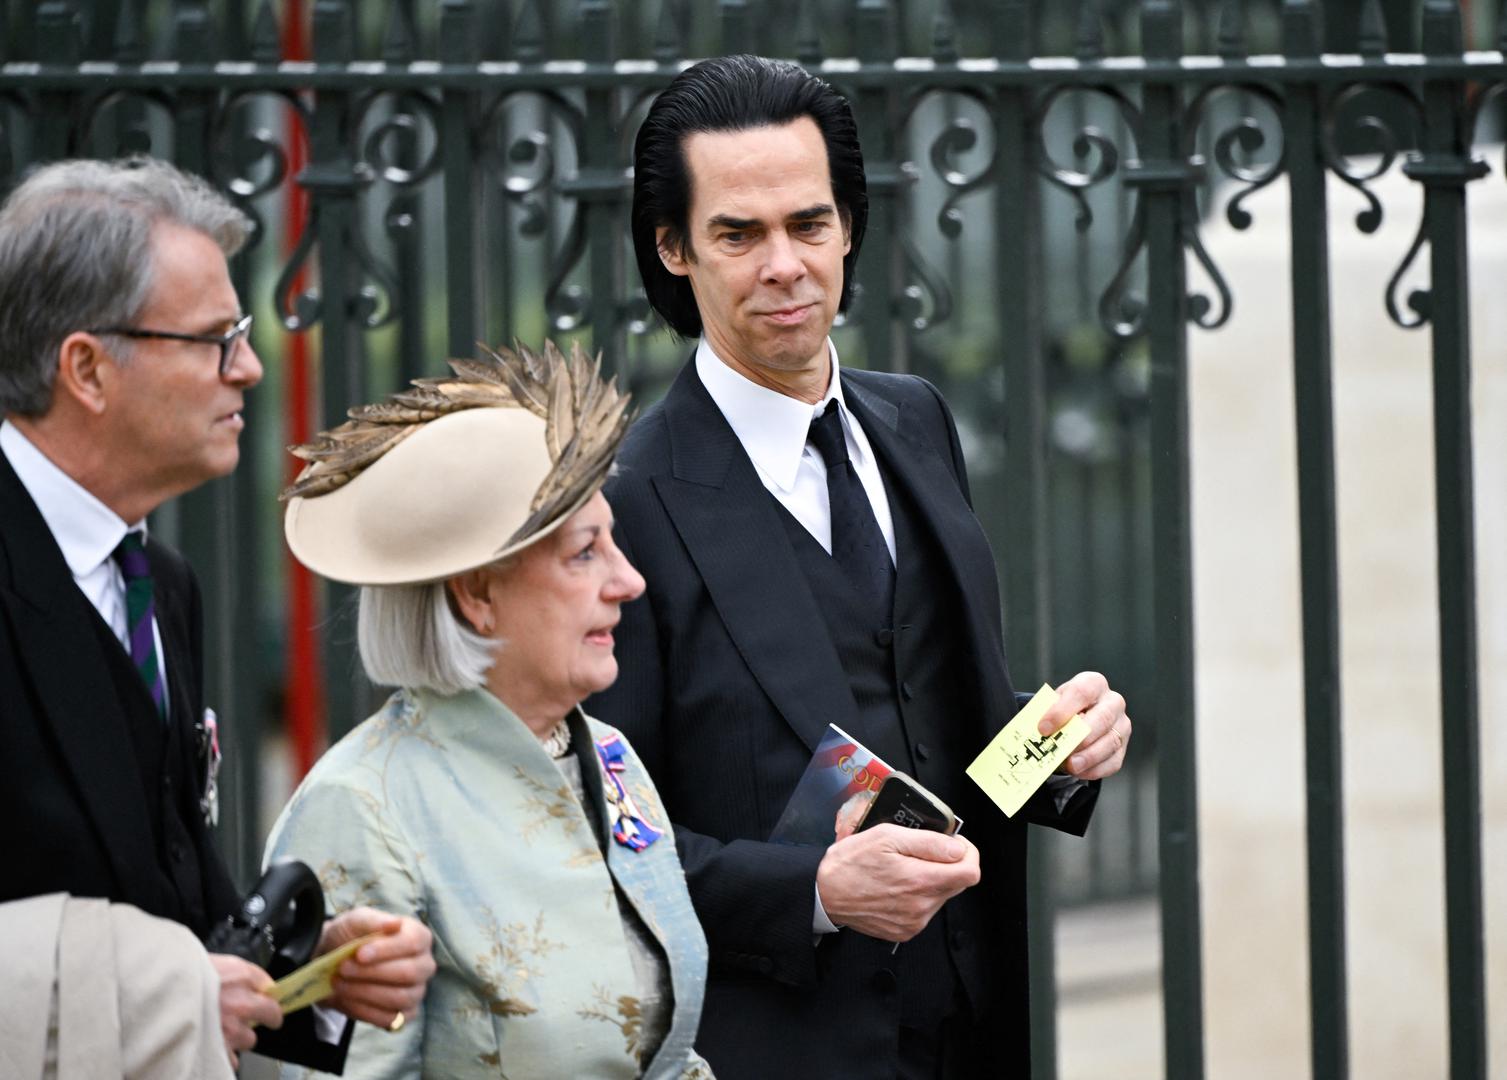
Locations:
594;734;662;852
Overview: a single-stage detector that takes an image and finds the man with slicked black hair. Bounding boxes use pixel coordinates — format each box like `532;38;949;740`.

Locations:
590;55;1133;1078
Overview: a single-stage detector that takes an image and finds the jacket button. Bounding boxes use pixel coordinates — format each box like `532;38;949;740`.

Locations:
901;681;915;701
756;956;774;975
170;841;185;862
875;628;894;647
914;742;930;763
162;774;172;792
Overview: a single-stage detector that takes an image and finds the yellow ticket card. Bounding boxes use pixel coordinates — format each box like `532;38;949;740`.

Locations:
265;932;383;1015
966;684;1090;818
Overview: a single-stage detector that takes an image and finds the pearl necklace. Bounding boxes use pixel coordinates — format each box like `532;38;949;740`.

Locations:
539;717;572;759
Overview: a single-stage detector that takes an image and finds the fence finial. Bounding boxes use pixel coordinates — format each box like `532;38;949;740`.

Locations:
313;0;355;64
113;0;144;62
383;1;418;62
653;0;683;65
1216;0;1246;59
794;0;823;66
1140;0;1182;61
581;0;614;63
1280;0;1321;57
512;0;544;62
1358;0;1388;58
1076;0;1105;61
718;0;752;57
251;0;281;63
38;0;81;65
856;0;897;63
172;0;215;62
997;0;1032;62
931;0;958;63
1420;0;1461;57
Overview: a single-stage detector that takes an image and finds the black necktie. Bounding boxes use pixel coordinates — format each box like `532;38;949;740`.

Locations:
808;400;894;617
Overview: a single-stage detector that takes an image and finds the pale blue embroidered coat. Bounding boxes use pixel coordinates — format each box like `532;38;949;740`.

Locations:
264;688;711;1079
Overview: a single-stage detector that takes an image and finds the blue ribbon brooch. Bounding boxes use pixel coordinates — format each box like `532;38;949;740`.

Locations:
594;734;663;852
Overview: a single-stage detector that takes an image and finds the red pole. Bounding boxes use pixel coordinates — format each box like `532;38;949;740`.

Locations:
281;0;322;779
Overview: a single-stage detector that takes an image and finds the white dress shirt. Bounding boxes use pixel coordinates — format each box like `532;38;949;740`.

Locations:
1;420;168;710
696;338;896;566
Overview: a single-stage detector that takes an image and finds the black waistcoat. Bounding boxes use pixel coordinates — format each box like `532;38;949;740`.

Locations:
86;610;216;937
774;448;993;1031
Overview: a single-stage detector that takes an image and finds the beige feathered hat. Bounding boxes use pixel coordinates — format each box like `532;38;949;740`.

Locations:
281;340;631;586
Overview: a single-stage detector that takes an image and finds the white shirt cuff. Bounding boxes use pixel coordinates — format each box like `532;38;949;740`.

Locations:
311;1002;348;1044
812;882;840;935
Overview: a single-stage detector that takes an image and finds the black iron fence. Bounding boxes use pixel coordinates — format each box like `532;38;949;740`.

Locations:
1;1;1499;1077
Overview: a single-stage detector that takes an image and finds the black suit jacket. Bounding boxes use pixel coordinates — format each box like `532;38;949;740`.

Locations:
588;362;1096;1076
0;446;348;1071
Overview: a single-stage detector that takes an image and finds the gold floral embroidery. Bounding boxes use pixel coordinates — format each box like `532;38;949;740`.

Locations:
577;984;645;1063
476;1049;510;1075
454;908;563;1022
513;764;583;841
314;858;382;911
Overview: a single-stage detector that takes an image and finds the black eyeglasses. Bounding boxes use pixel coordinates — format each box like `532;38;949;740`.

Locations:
89;313;254;377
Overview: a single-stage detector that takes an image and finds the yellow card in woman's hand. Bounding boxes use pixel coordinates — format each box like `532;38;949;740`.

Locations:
266;932;384;1014
966;684;1089;818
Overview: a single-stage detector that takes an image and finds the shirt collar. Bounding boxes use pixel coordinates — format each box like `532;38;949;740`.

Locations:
0;420;141;577
695;338;852;493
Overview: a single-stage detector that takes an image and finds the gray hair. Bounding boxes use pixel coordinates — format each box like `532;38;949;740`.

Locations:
357;581;498;696
0;156;252;417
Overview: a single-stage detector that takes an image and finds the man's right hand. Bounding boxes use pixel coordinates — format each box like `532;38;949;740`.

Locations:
814;824;980;942
208;953;283;1068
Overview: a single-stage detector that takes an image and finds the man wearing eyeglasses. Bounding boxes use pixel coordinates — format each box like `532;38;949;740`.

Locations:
0;157;435;1072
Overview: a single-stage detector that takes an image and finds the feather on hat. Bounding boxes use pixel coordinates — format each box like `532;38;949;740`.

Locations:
282;340;631;586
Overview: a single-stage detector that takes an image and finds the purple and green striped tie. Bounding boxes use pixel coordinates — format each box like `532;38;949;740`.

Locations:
112;531;166;720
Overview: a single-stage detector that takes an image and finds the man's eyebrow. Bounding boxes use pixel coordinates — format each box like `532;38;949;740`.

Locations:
706;214;759;231
705;205;836;232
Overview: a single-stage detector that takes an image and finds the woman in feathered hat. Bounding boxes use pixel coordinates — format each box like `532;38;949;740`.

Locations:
264;342;712;1079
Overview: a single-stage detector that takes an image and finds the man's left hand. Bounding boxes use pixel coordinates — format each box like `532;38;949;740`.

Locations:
317;907;435;1030
1039;670;1131;781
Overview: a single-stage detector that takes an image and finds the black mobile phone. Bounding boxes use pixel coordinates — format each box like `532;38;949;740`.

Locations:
855;771;961;836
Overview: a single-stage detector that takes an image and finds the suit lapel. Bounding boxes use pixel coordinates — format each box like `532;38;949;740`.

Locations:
842;374;1007;672
652;364;859;752
0;454;161;901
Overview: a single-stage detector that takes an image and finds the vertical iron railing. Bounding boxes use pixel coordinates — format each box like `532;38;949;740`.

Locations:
1411;4;1489;1076
1134;4;1206;1077
1281;1;1349;1076
994;5;1061;1076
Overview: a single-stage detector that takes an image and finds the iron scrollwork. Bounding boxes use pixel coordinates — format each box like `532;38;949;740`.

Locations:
1320;82;1428;329
81;89;177;161
479;89;590;333
211;89;313;257
1036;85;1146;341
1180;83;1287;331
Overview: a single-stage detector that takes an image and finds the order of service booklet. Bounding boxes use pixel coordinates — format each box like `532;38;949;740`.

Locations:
769;724;894;845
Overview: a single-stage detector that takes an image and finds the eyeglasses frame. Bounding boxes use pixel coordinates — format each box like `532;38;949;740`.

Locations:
88;312;254;377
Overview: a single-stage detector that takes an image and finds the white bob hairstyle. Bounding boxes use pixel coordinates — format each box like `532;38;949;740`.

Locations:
356;579;498;696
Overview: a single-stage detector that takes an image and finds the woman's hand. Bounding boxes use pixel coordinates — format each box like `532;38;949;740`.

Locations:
318;907;436;1030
